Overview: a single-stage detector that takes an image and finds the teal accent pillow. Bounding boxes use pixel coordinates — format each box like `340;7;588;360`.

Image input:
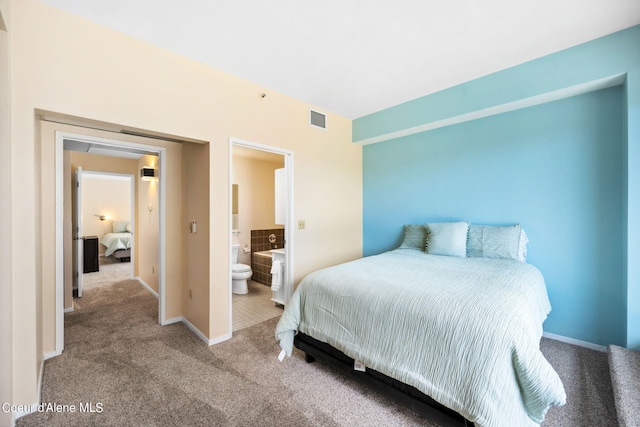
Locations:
399;224;429;251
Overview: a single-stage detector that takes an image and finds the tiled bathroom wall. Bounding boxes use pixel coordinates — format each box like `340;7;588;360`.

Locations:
251;228;285;285
251;228;285;251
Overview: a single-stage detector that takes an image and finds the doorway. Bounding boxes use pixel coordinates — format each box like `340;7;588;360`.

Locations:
229;138;294;333
73;171;135;297
55;131;167;355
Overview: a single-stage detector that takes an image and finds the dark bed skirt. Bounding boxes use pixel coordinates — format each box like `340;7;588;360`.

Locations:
294;333;473;427
113;249;131;261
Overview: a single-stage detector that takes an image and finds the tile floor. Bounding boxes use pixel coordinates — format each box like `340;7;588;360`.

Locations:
232;280;283;331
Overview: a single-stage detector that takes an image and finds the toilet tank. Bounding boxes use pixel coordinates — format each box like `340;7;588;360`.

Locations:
231;244;240;264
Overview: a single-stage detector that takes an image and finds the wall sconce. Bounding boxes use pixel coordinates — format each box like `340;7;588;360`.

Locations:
140;166;156;181
95;214;107;221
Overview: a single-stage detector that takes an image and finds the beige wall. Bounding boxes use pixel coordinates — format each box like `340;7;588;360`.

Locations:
183;143;210;335
0;3;12;427
9;0;361;410
136;155;160;293
82;174;132;255
232;154;285;266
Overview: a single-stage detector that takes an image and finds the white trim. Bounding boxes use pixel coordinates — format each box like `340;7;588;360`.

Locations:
163;316;183;325
179;316;231;345
13;358;47;422
63;306;74;313
354;73;627;145
543;332;606;352
55;130;167;355
55;135;65;355
157;149;167;325
229;137;294;337
181;317;206;342
44;351;60;360
135;277;159;298
209;332;232;346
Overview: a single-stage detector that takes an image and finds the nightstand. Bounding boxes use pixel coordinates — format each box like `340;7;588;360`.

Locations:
83;236;99;273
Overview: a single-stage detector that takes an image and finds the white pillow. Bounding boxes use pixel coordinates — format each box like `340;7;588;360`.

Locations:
125;223;132;233
518;229;528;262
467;224;526;261
425;222;469;257
113;221;129;233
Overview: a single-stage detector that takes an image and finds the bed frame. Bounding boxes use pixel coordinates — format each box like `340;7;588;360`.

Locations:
294;333;474;427
113;248;131;262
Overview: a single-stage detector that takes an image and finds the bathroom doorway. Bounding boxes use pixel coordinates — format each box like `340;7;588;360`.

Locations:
229;138;294;332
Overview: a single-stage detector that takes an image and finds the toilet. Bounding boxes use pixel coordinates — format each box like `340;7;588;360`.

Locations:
231;244;252;294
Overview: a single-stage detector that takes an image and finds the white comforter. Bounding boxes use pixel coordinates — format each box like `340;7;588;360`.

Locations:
100;232;131;257
275;248;566;427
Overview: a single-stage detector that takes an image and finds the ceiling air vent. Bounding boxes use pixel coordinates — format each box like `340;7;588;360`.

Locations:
309;109;327;130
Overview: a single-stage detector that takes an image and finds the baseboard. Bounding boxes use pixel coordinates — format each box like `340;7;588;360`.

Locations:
12;359;46;422
178;317;232;346
181;317;209;344
37;356;44;403
209;332;232;346
163;316;184;325
543;332;606;352
44;350;61;360
63;306;74;313
135;277;159;298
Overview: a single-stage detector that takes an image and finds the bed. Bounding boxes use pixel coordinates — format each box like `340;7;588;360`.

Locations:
275;222;566;427
101;221;132;261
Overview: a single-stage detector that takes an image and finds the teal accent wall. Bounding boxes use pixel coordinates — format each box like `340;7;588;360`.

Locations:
356;25;640;349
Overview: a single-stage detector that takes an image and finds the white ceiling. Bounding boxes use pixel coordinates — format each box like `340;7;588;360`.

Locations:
40;0;640;119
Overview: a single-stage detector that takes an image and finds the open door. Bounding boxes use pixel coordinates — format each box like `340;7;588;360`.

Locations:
74;167;84;298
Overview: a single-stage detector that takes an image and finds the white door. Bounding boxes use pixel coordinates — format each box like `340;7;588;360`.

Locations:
74;167;84;298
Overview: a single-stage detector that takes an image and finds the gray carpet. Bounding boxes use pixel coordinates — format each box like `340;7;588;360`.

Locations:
17;278;618;427
608;345;640;427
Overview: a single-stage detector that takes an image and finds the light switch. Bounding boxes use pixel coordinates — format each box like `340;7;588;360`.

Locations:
298;220;305;229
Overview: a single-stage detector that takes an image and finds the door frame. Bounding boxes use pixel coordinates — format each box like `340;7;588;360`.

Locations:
229;137;294;333
55;131;167;355
74;166;84;298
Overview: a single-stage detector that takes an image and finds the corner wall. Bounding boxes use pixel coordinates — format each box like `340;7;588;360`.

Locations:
183;143;210;336
137;155;160;294
363;86;625;346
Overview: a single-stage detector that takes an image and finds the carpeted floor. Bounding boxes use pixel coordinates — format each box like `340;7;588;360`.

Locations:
82;256;132;291
608;345;640;427
17;278;618;427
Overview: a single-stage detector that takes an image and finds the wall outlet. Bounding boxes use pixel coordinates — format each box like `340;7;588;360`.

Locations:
298;220;305;229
